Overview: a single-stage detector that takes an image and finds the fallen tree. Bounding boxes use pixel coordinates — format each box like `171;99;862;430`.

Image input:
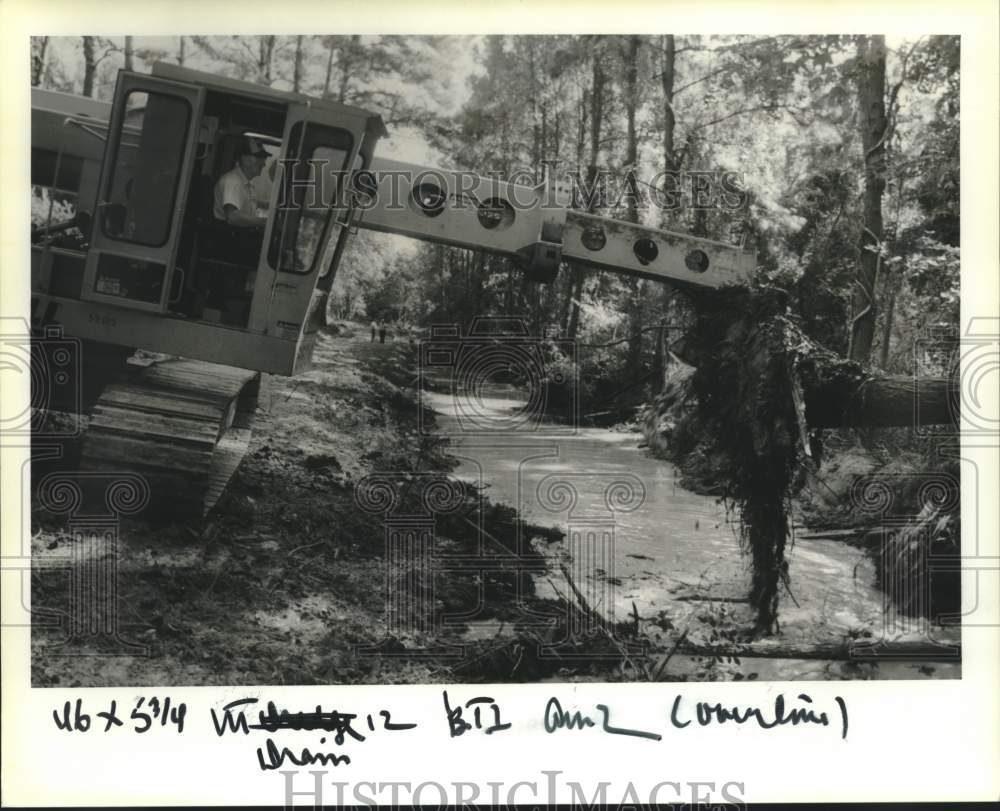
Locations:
803;371;958;428
661;285;959;635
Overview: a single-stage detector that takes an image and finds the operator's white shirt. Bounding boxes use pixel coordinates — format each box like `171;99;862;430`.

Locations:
213;164;256;221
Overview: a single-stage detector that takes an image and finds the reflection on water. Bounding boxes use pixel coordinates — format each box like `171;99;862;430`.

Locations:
425;380;960;677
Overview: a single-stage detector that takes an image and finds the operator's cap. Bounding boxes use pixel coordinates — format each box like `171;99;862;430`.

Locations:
238;136;270;158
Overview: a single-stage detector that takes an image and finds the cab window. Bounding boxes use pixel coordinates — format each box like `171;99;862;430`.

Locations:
268;122;353;274
101;90;191;247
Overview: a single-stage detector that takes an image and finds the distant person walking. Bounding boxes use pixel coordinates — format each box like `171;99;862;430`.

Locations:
378;321;387;345
370;320;377;342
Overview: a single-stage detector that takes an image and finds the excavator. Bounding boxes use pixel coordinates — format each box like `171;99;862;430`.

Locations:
29;62;756;515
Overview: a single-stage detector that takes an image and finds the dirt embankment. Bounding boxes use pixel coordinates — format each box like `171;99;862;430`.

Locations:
32;328;637;686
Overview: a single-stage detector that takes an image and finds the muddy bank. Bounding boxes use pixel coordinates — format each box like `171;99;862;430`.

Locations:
31;332;574;686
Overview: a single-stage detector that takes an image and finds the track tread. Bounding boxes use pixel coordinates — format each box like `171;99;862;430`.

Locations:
80;359;262;517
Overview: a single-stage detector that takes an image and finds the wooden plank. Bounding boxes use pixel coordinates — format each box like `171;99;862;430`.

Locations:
98;386;225;420
103;381;226;408
140;360;258;400
90;403;218;433
89;406;219;445
82;432;212;472
139;380;236;404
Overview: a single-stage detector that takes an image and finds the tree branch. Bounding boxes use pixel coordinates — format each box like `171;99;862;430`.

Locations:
675;35;788;56
692;103;809;131
673;66;730;96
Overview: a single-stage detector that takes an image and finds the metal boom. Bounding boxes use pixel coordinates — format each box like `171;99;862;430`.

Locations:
356;157;756;289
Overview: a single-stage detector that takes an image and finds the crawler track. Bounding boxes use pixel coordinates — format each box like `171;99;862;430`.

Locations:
80;358;262;517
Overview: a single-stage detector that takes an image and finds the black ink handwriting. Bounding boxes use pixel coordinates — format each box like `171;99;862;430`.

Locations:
543;697;660;740
443;690;511;737
671;693;846;738
256;737;351;771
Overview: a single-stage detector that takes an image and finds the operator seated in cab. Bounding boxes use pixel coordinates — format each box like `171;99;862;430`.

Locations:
214;136;270;230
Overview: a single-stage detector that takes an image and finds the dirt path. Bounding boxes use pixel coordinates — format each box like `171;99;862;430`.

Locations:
32;331;462;686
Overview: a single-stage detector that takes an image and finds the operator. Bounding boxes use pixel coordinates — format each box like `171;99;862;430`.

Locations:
213;136;269;228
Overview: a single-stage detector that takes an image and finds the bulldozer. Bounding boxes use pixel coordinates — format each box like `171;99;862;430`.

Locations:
29;62;756;515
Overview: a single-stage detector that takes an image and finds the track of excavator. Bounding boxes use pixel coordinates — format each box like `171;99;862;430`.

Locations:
80;358;262;517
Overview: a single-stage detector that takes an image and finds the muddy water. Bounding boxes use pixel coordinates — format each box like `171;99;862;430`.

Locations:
425;381;961;679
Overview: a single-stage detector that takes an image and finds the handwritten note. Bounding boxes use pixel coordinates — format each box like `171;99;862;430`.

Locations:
210;698;418;770
53;697;186;734
50;691;848;772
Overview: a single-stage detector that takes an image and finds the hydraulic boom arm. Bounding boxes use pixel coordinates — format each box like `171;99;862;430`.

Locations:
354;157;755;289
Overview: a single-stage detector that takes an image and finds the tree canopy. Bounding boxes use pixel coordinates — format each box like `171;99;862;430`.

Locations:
32;34;960;385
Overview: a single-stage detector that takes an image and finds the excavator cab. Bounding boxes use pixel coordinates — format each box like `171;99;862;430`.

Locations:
32;64;386;376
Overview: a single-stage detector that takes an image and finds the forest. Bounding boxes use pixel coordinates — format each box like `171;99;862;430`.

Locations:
31;34;959;383
30;34;962;660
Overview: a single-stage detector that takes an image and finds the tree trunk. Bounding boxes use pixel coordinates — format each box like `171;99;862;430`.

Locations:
258;36;276;85
552;109;561;163
692;207;708;237
575;87;588;168
566;52;606;341
520;40;543;304
337;36;361;103
323;39;335;97
805;375;958;428
528;40;540;168
878;284;896;369
651;318;668;392
541;106;548;166
849;35;887;363
654;34;679;394
32;37;49;86
661;35;677;174
124;36;134;71
82;36;97;97
621;35;640;224
292;35;304;93
562;85;589;334
621;35;644;379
